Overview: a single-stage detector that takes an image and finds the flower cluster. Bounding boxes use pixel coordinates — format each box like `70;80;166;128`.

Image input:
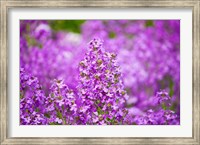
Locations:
134;91;179;125
134;109;179;125
20;68;47;125
77;38;130;125
44;79;78;125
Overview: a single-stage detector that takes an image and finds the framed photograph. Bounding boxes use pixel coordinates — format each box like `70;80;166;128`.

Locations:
0;0;199;144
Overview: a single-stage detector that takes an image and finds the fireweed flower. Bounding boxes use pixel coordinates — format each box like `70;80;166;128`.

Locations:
77;38;131;125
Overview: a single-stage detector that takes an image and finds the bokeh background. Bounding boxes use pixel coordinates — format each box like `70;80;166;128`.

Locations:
20;20;180;122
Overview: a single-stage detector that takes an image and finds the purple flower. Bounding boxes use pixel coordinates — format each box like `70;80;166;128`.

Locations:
55;118;62;124
154;90;171;105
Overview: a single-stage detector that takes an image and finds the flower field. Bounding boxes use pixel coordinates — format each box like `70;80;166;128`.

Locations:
20;20;180;125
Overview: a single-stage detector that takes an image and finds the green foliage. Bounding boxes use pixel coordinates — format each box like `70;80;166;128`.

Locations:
162;103;167;110
20;92;24;99
97;107;104;115
110;117;116;124
56;110;63;119
109;31;116;38
170;103;177;111
44;113;50;118
169;79;174;97
159;75;174;97
35;108;40;112
106;117;117;124
49;20;85;33
49;122;61;125
25;34;43;48
145;20;154;27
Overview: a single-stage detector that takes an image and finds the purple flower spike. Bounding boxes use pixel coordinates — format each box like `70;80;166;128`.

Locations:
20;68;47;125
77;38;131;125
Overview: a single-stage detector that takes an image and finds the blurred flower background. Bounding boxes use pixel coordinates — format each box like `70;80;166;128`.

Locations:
20;20;180;125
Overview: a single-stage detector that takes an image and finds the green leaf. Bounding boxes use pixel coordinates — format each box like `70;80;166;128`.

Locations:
97;107;104;115
44;113;50;118
49;20;85;33
169;79;174;97
162;103;167;110
109;31;116;38
57;111;62;119
25;34;42;48
170;103;176;111
110;117;116;124
49;122;60;125
20;92;24;99
35;108;39;112
145;20;154;27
